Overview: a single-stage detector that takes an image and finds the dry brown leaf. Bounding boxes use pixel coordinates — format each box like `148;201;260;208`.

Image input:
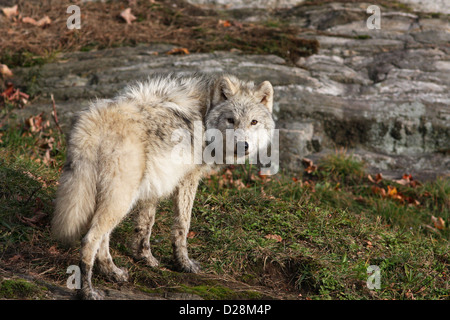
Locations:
22;15;52;27
22;16;37;25
2;5;18;18
431;216;445;230
0;64;13;77
36;16;52;27
375;173;383;183
233;179;246;190
371;185;386;197
25;113;50;133
265;234;282;242
120;8;137;25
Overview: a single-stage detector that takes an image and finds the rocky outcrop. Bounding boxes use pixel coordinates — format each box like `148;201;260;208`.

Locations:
11;1;449;180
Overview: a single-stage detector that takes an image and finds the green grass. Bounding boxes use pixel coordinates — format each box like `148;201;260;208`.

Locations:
0;278;45;299
0;106;448;299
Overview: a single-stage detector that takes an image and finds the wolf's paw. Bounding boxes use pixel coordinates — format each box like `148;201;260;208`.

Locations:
79;287;105;300
108;267;129;283
177;259;201;274
144;255;160;268
134;253;160;268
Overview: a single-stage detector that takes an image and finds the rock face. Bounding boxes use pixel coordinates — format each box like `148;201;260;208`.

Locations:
12;1;449;180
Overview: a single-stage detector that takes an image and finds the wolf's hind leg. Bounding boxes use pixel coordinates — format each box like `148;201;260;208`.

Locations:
171;172;201;273
96;232;129;282
79;182;139;300
131;200;160;267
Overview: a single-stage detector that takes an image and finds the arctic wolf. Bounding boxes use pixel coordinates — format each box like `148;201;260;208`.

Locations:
52;73;275;299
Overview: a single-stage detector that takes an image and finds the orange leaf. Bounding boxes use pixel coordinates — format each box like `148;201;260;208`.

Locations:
387;185;397;197
167;47;190;55
219;19;231;27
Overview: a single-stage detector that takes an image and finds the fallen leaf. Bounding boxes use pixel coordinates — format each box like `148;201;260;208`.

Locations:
36;16;51;27
167;47;190;55
406;197;420;206
0;64;13;77
1;83;29;105
387;185;398;197
25;113;49;133
120;8;137;25
187;231;196;239
375;173;383;183
265;234;282;242
2;5;18;19
22;16;37;24
218;19;231;27
371;185;386;197
305;165;317;174
22;16;51;27
431;216;445;230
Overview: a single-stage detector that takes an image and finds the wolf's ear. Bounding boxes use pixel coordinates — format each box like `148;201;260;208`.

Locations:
255;81;274;113
212;76;238;106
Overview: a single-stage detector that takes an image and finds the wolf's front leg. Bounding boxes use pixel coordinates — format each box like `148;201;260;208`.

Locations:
171;173;201;273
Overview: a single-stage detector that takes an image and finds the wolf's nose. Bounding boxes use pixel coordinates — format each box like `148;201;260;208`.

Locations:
236;141;249;153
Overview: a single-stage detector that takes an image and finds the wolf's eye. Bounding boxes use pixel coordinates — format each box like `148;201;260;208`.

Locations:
251;120;258;125
227;118;234;124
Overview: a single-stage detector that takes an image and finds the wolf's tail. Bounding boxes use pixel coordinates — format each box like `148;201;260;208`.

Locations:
51;157;98;245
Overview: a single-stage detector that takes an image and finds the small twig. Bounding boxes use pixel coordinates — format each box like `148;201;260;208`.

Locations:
50;94;63;134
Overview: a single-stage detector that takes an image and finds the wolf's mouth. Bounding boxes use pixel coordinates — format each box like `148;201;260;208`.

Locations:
234;150;250;156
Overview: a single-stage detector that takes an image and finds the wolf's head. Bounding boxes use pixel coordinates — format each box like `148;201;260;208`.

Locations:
205;75;275;164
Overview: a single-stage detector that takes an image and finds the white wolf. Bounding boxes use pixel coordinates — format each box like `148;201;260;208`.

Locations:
51;73;275;299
